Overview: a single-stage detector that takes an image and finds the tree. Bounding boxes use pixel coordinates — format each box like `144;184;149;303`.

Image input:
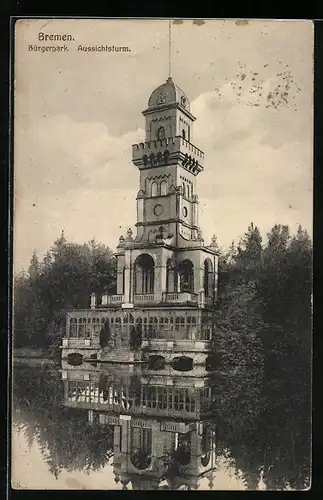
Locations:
13;364;114;475
215;224;264;368
129;324;143;350
51;230;67;260
88;239;117;295
100;321;111;349
28;250;40;281
13;234;117;349
41;251;53;273
235;222;263;281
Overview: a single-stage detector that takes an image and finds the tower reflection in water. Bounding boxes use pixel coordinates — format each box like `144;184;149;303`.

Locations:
61;360;217;490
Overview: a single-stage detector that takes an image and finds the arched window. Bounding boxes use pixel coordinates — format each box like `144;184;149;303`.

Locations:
203;258;214;298
130;427;152;470
151;182;158;197
69;318;77;337
134;254;155;294
160;180;167;196
78;318;87;338
201;426;211;467
149;153;155;167
182;182;186;197
157;126;165;141
178;260;194;293
188;125;191;142
164;150;170;165
143;154;148;166
182;129;186;140
175;433;191;465
157;152;163;164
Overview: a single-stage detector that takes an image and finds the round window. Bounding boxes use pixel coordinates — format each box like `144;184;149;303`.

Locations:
154;204;164;216
182;206;188;218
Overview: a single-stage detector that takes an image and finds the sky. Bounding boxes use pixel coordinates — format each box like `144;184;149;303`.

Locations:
13;19;314;272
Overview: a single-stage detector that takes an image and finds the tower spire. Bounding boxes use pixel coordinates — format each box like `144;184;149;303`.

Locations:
168;19;172;79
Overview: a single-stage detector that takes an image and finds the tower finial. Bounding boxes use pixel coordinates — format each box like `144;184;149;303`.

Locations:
168;19;172;79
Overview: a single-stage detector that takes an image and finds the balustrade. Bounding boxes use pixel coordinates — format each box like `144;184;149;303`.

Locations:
162;292;198;303
134;294;155;303
101;294;124;305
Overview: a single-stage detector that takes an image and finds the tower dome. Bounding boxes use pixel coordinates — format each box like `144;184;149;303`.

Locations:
148;77;190;112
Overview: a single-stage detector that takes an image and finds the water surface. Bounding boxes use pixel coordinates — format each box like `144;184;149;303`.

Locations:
11;359;310;490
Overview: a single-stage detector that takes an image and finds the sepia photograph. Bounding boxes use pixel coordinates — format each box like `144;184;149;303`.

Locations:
11;18;313;490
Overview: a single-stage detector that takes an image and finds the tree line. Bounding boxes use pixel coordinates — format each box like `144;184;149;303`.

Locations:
215;222;311;386
212;222;311;490
13;223;312;366
13;232;117;349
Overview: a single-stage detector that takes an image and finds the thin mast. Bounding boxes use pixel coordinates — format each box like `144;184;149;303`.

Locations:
168;20;172;78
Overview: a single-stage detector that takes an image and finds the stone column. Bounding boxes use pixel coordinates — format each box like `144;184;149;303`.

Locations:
198;289;205;309
90;293;96;310
192;195;199;228
117;271;124;296
154;264;163;302
120;415;131;453
194;265;204;295
190;429;201;460
151;428;164;462
114;425;121;452
214;255;219;300
158;249;168;299
137;197;144;224
123;250;131;304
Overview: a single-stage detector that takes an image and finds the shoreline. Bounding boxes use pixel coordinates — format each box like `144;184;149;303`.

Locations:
12;347;59;366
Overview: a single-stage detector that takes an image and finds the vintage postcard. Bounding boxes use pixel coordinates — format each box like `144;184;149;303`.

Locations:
11;18;313;490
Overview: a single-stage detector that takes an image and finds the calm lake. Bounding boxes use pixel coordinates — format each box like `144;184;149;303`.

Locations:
11;358;311;491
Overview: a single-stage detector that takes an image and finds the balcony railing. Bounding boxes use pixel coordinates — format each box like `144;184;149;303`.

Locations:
101;294;124;306
96;291;210;308
134;294;155;303
62;338;100;348
132;136;204;161
162;292;198;303
160;421;193;433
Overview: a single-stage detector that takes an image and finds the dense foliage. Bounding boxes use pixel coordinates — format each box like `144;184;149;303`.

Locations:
13;232;117;348
12;364;114;475
213;222;312;490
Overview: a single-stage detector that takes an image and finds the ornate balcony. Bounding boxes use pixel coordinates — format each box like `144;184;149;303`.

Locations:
132;135;204;174
162;292;198;304
100;294;124;306
61;338;100;348
95;291;209;308
133;294;155;304
160;421;195;433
